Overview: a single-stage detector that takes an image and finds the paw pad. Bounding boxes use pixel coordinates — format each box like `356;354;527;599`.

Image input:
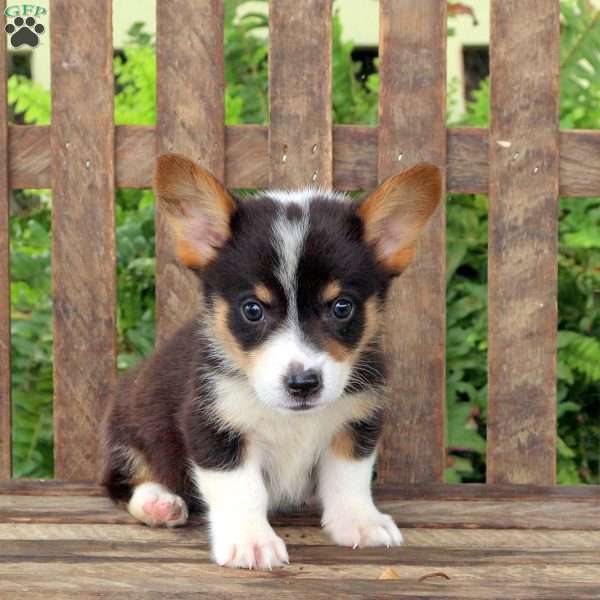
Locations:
5;16;45;48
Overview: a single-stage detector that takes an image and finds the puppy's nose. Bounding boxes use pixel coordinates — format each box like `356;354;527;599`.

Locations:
285;368;322;398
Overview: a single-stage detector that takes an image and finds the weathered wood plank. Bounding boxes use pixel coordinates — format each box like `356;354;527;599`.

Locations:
155;0;224;342
50;0;116;479
1;585;600;600
0;1;11;481
4;480;600;501
2;558;600;599
0;480;104;496
4;491;600;530
3;523;600;552
5;538;600;569
268;0;332;187
487;0;559;484
8;125;600;196
376;0;447;484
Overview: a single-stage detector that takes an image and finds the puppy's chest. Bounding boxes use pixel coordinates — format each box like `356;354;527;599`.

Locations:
213;376;376;507
252;413;337;507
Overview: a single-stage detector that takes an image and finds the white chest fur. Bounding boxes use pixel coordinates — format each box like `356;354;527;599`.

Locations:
211;375;377;508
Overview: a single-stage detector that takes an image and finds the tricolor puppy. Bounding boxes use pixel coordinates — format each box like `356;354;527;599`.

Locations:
101;154;441;570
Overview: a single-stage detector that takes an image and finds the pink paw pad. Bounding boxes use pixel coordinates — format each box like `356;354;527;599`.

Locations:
142;496;185;526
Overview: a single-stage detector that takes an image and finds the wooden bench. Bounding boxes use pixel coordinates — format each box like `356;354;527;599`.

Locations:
2;1;600;598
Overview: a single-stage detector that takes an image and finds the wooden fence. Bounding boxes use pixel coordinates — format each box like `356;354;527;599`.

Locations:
0;0;594;493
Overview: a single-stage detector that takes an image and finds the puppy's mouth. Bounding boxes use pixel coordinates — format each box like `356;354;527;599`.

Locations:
287;399;320;412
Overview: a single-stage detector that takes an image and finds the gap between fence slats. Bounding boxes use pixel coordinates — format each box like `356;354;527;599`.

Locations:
0;1;11;479
376;0;447;484
155;0;225;343
50;0;117;479
487;0;559;484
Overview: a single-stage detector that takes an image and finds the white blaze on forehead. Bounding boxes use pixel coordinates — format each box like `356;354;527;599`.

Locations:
272;203;310;323
264;188;348;206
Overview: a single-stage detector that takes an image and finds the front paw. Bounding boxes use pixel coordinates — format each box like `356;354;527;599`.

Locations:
323;508;404;549
210;518;289;570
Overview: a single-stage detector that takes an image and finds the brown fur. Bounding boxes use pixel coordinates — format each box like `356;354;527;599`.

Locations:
330;429;356;460
358;163;441;273
154;154;236;268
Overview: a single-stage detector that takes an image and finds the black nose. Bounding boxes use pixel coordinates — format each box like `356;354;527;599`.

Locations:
285;368;322;398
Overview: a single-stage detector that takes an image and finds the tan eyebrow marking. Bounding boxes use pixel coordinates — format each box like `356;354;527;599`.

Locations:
254;283;273;305
322;280;342;303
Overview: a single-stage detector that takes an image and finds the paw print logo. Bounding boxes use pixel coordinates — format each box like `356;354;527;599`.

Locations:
5;16;45;48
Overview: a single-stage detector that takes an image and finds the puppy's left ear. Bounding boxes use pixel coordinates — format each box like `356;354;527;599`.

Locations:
154;154;236;269
357;163;442;275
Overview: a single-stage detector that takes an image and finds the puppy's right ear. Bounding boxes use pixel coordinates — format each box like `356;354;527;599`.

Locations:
154;154;236;268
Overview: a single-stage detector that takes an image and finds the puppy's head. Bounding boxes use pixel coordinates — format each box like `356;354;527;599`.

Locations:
155;154;441;412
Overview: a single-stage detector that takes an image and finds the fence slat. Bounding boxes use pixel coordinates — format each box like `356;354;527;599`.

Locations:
487;0;559;484
377;0;447;484
50;0;116;479
155;0;224;343
0;3;11;480
269;0;332;188
8;125;600;197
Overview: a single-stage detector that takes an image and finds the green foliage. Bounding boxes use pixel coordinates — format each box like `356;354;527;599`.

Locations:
7;1;600;483
10;193;53;477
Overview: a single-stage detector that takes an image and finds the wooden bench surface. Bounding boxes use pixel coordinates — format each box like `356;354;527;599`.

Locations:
2;482;600;599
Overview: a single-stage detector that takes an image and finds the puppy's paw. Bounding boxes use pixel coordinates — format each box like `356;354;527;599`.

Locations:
211;518;289;570
323;508;403;549
128;482;188;528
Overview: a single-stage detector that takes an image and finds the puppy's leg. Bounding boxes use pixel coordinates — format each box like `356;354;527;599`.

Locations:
128;481;189;528
192;449;288;570
318;439;403;548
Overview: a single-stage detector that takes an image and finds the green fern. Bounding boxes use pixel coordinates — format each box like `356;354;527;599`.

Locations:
559;331;600;382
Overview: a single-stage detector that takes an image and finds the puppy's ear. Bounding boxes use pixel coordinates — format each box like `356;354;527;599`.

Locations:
357;164;442;275
154;154;236;268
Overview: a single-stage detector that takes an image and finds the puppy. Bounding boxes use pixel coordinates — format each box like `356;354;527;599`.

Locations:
100;154;441;569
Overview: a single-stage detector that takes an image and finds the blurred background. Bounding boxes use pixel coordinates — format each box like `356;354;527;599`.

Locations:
5;0;600;484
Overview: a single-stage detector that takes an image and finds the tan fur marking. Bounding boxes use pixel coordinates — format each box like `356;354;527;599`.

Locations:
254;283;273;305
322;280;342;303
124;448;155;485
323;338;352;362
330;429;356;460
213;298;252;372
174;237;206;268
360;297;381;350
154;154;236;268
357;163;441;273
384;245;415;273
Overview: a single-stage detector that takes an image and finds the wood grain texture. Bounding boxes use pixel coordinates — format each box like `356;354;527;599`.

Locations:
4;492;600;530
1;493;600;599
50;0;116;480
3;480;600;501
155;0;224;343
8;125;600;195
268;0;332;188
376;0;447;484
487;0;559;484
0;0;10;480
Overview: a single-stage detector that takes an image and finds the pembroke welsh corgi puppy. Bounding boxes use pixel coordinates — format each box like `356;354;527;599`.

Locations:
101;153;441;569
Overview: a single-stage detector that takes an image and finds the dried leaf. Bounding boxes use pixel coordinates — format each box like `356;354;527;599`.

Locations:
418;571;451;583
378;567;401;580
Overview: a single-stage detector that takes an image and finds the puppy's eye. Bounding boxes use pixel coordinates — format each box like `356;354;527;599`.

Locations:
331;298;354;320
241;300;264;322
